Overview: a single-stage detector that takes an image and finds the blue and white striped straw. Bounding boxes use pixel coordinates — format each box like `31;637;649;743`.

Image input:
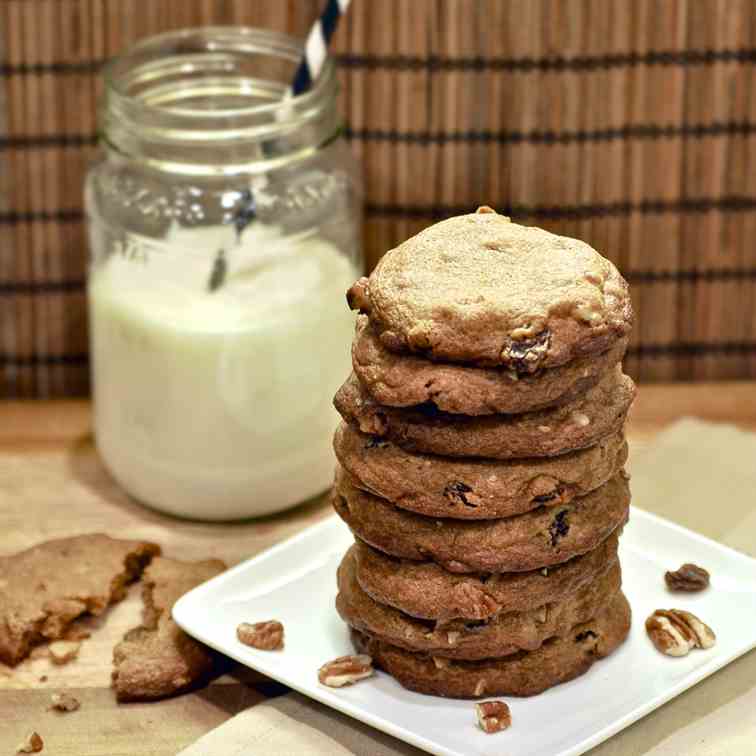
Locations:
209;0;353;291
291;0;351;95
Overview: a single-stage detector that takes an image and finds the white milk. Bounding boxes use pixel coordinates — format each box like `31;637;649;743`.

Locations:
89;223;357;520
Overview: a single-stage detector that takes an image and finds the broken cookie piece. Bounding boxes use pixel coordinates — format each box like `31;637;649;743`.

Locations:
112;557;226;701
0;534;160;666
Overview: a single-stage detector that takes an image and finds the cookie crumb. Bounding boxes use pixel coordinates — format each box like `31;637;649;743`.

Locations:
50;692;80;712
16;731;44;753
48;640;80;665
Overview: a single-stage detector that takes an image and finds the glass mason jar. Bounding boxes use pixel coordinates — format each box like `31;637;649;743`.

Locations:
85;28;363;521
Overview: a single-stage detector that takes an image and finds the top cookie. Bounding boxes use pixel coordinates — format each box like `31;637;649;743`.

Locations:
347;207;632;370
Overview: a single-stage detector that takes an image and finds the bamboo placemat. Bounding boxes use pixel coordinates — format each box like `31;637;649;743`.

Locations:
1;0;756;397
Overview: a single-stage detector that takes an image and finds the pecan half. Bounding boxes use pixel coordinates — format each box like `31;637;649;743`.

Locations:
237;620;284;651
665;563;710;592
50;692;80;713
475;700;512;733
646;609;716;657
318;654;374;687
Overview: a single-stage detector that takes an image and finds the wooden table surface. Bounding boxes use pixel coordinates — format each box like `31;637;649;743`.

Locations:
1;383;756;756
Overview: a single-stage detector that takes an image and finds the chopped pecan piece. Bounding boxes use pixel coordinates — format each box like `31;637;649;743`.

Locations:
237;620;284;651
16;732;44;753
318;654;374;687
443;481;475;508
570;411;591;427
665;563;710;592
475;700;511;733
501;330;550;374
50;692;80;712
646;609;716;657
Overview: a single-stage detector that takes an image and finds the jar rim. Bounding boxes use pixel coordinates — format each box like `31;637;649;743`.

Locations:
99;26;342;172
103;26;335;121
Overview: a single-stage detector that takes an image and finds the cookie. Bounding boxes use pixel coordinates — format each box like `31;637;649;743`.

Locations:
352;591;631;698
334;422;627;520
334;367;635;459
332;468;630;573
112;556;226;701
337;545;621;660
353;532;620;621
347;208;633;370
0;534;160;667
352;315;629;415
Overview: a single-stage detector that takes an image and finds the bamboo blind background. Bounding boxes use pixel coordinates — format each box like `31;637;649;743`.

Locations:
1;0;756;398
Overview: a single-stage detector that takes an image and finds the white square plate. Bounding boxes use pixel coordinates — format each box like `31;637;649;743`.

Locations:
174;509;756;756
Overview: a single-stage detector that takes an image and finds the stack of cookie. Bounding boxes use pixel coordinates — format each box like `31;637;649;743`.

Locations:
331;207;635;698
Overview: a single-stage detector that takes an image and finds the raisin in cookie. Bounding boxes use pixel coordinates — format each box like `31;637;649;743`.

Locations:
347;207;632;370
